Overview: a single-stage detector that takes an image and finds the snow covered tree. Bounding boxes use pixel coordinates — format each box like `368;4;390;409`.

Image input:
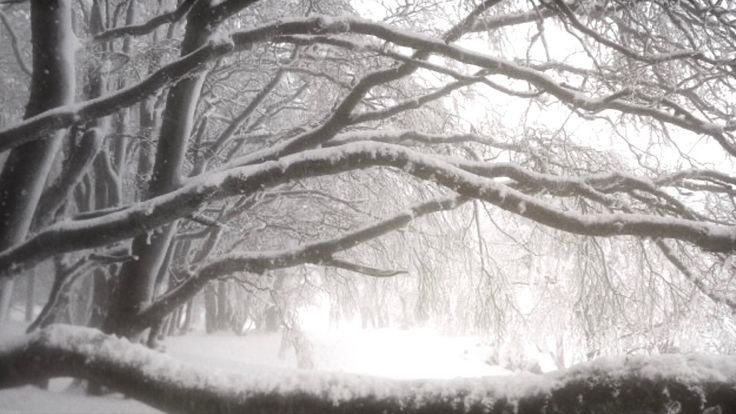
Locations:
1;0;736;411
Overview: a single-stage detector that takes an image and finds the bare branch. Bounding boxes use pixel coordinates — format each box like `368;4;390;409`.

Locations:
3;14;732;156
0;40;235;152
26;248;133;332
551;0;715;65
134;195;467;330
0;9;30;76
321;257;407;278
655;239;736;312
2;142;734;280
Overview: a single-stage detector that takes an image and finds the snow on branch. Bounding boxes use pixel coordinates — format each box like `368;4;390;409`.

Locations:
233;15;736;158
329;130;519;152
200;195;466;277
1;324;735;413
551;0;711;65
656;169;736;188
93;0;197;43
2;14;730;156
320;258;408;277
469;7;557;32
349;75;486;125
236;15;733;154
329;131;719;220
26;248;133;332
1;142;735;279
0;40;235;152
134;195;466;331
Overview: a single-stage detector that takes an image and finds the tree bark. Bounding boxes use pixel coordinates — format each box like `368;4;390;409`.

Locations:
24;269;34;322
181;298;194;333
216;280;230;330
0;0;76;321
204;284;217;333
104;3;215;338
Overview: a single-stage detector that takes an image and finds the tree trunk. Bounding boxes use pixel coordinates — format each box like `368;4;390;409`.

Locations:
86;269;110;328
204;284;217;333
164;308;177;336
181;298;194;333
34;129;104;227
0;0;76;322
24;269;35;322
264;306;280;332
216;280;230;330
104;4;215;338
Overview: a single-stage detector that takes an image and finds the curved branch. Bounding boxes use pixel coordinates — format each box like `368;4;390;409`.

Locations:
34;127;105;227
2;142;734;279
321;257;407;277
26;249;133;332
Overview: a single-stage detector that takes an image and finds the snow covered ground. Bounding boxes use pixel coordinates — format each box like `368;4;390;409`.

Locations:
0;323;511;413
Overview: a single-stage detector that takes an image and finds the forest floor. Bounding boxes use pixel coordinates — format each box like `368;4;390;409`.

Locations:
0;322;513;413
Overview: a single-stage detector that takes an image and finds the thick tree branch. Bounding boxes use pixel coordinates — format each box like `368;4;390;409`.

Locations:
1;325;735;414
2;142;734;280
26;248;133;332
656;169;736;188
0;40;234;152
470;7;556;32
329;130;519;152
206;0;261;25
34;127;105;227
92;0;197;43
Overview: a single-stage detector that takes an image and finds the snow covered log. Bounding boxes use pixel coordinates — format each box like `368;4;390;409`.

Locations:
1;325;735;414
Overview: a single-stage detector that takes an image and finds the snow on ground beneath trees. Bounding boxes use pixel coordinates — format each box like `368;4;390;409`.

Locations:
0;385;157;414
164;326;512;380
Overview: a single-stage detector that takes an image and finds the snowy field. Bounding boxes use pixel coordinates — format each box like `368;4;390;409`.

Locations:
0;323;513;413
